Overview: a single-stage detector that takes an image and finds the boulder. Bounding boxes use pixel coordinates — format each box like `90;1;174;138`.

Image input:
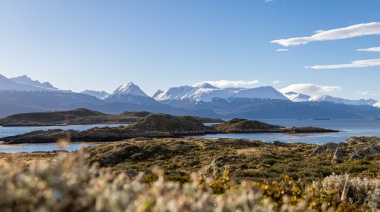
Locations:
332;147;344;163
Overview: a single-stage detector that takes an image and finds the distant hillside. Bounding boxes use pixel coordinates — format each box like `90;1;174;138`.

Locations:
0;103;45;118
0;108;223;126
0;108;139;126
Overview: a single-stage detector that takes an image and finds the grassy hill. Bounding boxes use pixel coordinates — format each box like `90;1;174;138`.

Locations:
0;108;223;126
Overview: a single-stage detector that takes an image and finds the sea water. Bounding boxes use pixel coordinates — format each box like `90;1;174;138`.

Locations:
1;119;379;152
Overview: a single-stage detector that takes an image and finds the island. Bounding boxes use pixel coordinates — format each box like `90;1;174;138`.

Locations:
0;108;224;126
0;114;338;144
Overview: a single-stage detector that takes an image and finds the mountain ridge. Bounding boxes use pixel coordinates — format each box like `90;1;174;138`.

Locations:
0;74;379;119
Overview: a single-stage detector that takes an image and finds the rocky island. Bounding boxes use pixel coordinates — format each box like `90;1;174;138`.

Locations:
0;114;338;144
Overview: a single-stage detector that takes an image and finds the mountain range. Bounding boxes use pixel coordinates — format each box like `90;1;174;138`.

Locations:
0;74;379;119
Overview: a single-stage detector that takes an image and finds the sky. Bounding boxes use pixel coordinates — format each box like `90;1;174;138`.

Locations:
0;0;380;100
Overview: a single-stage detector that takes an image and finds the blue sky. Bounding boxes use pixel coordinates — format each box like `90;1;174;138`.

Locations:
0;0;380;99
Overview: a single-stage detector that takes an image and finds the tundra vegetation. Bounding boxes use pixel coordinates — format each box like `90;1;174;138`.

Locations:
1;136;380;211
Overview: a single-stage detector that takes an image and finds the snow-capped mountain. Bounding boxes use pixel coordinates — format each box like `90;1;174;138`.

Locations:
374;101;380;108
231;86;288;100
0;74;54;91
154;83;287;103
283;91;378;107
283;92;311;102
111;82;149;97
153;86;194;101
10;75;58;89
104;82;161;105
80;90;109;99
309;95;377;106
180;83;238;102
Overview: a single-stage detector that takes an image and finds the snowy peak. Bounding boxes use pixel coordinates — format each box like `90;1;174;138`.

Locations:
0;74;53;91
80;90;109;99
104;82;160;105
155;84;289;103
193;82;218;89
284;92;311;102
10;75;58;89
112;82;148;97
154;86;194;101
152;90;164;99
232;86;288;100
374;101;380;108
309;95;378;106
309;95;343;104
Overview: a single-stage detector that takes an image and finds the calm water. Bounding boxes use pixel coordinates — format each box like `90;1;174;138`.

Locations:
0;120;379;152
195;119;380;144
0;124;129;153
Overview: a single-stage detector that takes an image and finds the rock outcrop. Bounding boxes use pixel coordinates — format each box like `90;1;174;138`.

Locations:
281;126;339;134
310;136;380;163
209;118;283;133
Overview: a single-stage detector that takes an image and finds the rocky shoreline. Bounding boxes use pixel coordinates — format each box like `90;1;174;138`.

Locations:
0;114;338;144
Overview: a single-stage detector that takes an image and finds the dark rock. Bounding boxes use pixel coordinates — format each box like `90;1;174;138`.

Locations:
346;136;380;146
310;145;325;156
272;141;289;146
310;142;346;156
349;145;380;160
332;147;344;163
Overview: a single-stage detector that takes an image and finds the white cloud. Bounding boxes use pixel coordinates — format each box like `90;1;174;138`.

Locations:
275;48;288;52
306;58;380;69
356;91;369;95
271;22;380;47
280;83;341;94
357;47;380;52
264;0;274;2
198;80;259;88
273;80;282;84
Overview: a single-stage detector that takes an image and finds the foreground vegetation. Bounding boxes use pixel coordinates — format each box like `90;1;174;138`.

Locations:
1;136;380;211
85;137;380;184
1;147;380;211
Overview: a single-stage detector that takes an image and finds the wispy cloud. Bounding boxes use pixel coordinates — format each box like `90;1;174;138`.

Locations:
356;91;369;95
264;0;274;2
306;58;380;69
280;83;341;94
273;80;282;84
275;49;288;52
271;22;380;47
357;47;380;52
356;91;380;96
197;80;259;88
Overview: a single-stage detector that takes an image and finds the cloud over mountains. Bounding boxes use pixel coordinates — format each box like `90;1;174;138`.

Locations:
195;80;259;88
280;83;341;94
